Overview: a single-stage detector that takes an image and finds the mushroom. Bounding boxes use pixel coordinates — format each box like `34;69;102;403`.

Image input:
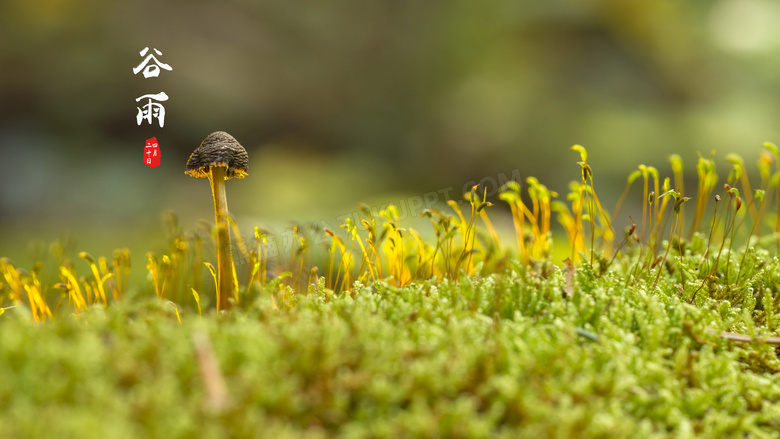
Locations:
186;131;248;311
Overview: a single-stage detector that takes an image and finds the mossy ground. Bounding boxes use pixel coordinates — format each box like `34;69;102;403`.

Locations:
2;261;780;438
4;145;780;437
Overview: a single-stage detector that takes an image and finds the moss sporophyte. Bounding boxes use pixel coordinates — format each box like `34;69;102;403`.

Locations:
7;142;780;327
186;131;249;311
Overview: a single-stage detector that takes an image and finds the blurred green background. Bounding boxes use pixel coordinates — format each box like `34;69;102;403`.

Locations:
2;0;780;267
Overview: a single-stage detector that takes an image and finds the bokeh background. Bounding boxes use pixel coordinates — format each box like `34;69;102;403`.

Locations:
2;0;780;267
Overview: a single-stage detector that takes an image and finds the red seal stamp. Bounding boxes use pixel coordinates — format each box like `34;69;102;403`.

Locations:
144;137;161;168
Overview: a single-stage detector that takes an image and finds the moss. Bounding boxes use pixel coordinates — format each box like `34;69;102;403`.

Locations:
5;143;780;436
1;267;779;438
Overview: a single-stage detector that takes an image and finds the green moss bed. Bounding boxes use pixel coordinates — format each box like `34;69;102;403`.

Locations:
3;260;780;438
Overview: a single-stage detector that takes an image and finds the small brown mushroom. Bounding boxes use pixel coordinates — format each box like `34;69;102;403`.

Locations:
186;131;248;311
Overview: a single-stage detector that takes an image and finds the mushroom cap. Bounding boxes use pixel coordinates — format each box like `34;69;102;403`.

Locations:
185;131;249;179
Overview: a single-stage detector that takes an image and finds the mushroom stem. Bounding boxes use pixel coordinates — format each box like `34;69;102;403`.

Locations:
209;165;234;311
